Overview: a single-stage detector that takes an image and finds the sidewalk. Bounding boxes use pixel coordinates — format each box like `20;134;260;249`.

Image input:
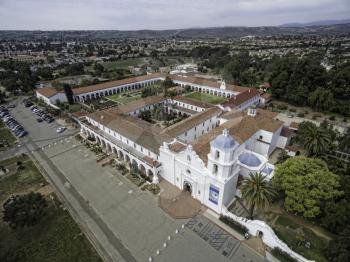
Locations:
203;209;245;240
204;209;281;262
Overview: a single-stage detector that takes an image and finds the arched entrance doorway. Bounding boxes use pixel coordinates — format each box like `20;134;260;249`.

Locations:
183;181;192;194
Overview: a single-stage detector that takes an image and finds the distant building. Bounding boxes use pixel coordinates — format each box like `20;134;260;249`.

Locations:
35;87;67;109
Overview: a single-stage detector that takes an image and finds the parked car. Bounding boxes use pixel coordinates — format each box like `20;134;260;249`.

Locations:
56;127;66;133
36;118;43;123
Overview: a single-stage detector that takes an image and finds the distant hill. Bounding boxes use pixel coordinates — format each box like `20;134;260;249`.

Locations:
281;19;350;27
1;23;350;40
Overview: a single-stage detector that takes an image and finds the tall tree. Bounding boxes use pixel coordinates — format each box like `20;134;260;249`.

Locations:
273;156;342;219
240;172;276;219
63;84;74;104
295;121;332;156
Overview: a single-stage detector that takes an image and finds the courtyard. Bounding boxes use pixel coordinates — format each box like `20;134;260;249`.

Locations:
105;90;143;104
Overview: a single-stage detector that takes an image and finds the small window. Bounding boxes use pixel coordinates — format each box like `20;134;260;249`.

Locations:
213;164;218;174
215;151;220;159
259;135;263;140
185;132;187;136
198;190;200;195
187;155;191;163
194;126;197;131
186;169;191;174
141;147;143;152
133;143;136;148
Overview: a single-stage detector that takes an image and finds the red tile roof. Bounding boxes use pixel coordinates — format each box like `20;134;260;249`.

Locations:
36;87;61;98
221;88;260;109
72;73;165;95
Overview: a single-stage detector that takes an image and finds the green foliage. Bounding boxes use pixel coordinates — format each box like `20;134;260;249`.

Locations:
269;56;349;116
219;216;248;235
240;172;276;219
141;86;159;97
295;121;333;156
139;110;152;123
3;192;48;229
271;247;298;262
273;156;342;218
319;199;350;234
327;225;350;262
309;88;335;111
63;84;74;104
0;60;36;93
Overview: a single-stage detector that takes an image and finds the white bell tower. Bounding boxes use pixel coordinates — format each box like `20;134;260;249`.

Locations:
207;129;238;179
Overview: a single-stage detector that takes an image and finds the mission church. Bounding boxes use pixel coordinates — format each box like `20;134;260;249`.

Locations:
38;73;291;213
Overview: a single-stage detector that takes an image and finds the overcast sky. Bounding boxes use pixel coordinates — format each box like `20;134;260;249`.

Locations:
0;0;349;30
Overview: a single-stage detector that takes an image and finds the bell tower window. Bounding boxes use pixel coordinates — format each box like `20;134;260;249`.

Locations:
213;164;218;174
215;150;220;160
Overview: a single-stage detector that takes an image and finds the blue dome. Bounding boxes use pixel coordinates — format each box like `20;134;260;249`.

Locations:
239;152;261;167
211;129;237;150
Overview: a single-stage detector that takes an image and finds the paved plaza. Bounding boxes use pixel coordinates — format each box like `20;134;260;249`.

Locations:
40;137;266;262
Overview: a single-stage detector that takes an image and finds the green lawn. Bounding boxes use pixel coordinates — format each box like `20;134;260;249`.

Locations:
184;92;227;105
0;128;17;150
106;91;143;104
0;120;4;128
273;215;329;262
0;156;102;262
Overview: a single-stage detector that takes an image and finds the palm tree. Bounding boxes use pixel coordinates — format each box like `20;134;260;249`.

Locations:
302;123;332;156
240;172;277;219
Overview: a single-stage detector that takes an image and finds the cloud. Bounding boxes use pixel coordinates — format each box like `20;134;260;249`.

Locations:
0;0;349;30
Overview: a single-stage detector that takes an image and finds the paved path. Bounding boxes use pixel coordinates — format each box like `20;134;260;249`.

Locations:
25;138;135;262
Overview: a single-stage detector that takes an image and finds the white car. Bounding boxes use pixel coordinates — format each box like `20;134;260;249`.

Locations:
56;127;66;133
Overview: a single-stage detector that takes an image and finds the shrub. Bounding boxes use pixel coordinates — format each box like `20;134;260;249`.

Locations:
343;118;347;123
329;116;335;121
271;248;298;262
219;215;248;235
289;108;296;113
141;184;160;194
126;174;145;187
75;134;83;141
277;104;288;110
297;113;305;117
3;192;48;229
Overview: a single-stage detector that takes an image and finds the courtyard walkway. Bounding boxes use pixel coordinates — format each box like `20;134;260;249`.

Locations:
159;180;203;219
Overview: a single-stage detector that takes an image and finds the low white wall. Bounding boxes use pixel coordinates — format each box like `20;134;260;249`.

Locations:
221;207;314;262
